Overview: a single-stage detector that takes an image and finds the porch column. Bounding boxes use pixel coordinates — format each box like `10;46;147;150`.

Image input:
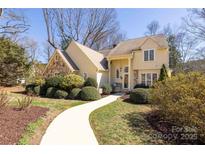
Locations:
128;58;131;90
108;59;111;85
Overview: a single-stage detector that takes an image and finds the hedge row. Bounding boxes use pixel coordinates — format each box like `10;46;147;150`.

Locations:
26;84;102;102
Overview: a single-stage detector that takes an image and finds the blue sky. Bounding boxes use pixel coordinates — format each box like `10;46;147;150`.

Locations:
21;8;188;61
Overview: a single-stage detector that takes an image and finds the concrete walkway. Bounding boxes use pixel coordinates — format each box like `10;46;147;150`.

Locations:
40;94;121;145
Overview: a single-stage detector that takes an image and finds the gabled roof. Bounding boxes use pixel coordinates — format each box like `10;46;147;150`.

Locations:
61;51;79;70
99;49;111;57
107;35;168;57
72;41;107;70
44;49;79;75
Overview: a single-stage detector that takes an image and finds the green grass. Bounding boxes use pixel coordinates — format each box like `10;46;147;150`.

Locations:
18;118;44;145
7;92;87;145
90;99;166;145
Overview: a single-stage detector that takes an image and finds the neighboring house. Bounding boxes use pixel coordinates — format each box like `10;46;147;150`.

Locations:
44;35;170;91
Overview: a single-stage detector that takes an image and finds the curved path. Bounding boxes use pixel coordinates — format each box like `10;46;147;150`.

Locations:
40;94;121;145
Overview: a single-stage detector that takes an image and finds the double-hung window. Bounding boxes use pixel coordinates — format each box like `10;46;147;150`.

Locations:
144;49;154;61
141;73;158;86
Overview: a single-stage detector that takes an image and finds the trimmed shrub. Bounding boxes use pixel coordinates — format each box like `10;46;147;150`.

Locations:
34;85;41;96
25;83;36;95
60;74;84;91
34;77;45;86
102;84;112;95
39;84;47;96
80;86;101;101
158;64;169;81
45;75;64;88
151;72;205;143
134;83;149;89
69;88;81;99
46;87;57;98
54;90;68;99
84;77;98;88
130;88;150;104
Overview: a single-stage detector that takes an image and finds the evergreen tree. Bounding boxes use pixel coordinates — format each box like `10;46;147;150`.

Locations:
0;38;30;86
167;35;182;69
159;64;169;81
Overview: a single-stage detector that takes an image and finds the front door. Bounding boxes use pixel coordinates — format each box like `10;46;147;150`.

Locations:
123;74;129;89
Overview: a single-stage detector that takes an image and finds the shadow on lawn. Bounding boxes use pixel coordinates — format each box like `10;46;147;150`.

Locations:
122;110;204;145
121;111;166;144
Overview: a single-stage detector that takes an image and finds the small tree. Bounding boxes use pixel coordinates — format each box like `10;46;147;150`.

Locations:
158;64;168;81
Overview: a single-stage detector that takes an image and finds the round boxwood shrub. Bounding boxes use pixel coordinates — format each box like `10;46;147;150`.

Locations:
54;90;68;99
34;77;45;86
45;75;64;88
39;84;47;96
25;83;36;95
69;88;81;99
34;85;41;96
130;88;150;104
84;77;97;88
80;86;101;101
46;87;57;98
101;84;112;95
60;74;84;91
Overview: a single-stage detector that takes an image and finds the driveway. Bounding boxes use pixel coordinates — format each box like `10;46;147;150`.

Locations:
40;94;121;145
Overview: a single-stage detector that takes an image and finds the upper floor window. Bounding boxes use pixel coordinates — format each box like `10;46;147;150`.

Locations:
144;49;154;61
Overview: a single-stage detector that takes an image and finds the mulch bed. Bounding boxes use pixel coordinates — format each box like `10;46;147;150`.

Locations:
146;111;204;145
0;106;49;145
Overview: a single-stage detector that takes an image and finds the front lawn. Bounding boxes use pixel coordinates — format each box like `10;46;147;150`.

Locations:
89;98;166;145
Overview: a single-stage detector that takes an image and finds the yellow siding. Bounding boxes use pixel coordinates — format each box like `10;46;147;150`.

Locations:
66;41;97;79
132;38;169;70
110;59;128;84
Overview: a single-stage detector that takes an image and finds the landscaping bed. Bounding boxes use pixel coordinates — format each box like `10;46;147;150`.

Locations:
146;111;204;145
0;86;88;145
0;106;48;145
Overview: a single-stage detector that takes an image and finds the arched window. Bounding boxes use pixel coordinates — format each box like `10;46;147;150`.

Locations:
116;69;119;79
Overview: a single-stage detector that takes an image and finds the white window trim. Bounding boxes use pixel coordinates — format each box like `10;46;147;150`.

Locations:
143;49;155;62
123;65;129;89
141;73;158;86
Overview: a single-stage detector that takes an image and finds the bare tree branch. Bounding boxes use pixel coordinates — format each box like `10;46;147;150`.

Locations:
145;20;160;36
43;9;125;50
0;9;30;39
42;8;58;49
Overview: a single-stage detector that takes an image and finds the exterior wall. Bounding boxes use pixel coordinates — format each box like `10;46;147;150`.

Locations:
136;69;160;85
44;52;72;78
110;59;128;85
132;39;169;70
96;71;108;88
66;42;97;80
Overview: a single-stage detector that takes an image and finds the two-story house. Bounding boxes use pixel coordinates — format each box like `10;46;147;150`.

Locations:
43;35;170;91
